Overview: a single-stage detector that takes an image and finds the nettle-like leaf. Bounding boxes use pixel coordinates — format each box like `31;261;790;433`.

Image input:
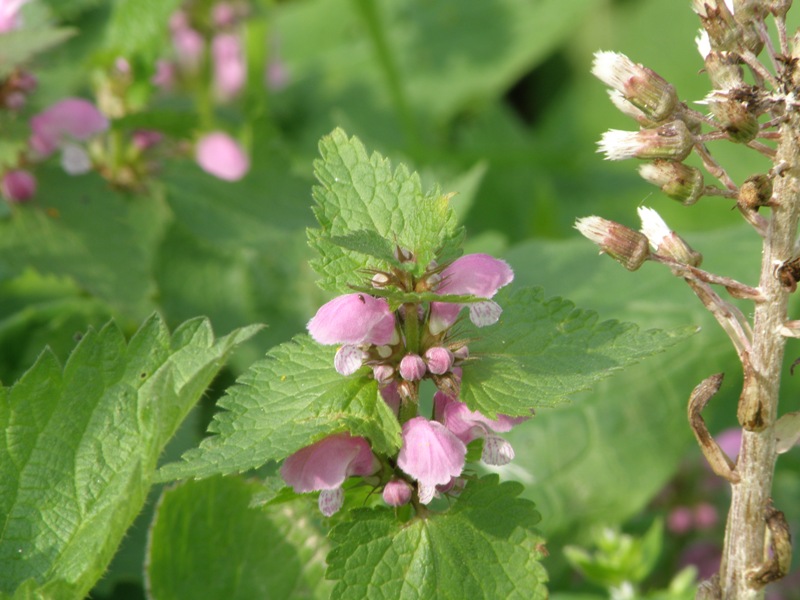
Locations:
0;314;260;598
146;476;332;600
157;334;401;482
327;475;548;599
460;287;694;418
308;128;463;292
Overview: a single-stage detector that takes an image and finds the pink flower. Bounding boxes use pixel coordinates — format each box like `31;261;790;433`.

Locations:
382;479;412;507
307;293;397;346
667;506;694;534
29;98;109;158
1;169;36;202
397;417;466;504
429;253;514;335
212;32;246;101
424;346;453;375
195;132;250;181
280;433;379;516
437;392;528;466
0;0;29;33
170;11;204;72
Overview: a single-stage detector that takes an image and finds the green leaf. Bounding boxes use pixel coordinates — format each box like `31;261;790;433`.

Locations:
460;286;693;417
156;334;402;482
327;475;548;599
0;579;79;600
308;129;463;291
146;476;332;600
0;314;261;597
0;27;75;78
103;0;182;61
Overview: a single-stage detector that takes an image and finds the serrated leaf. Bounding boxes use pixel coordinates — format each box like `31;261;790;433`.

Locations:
329;230;401;266
327;475;547;599
0;579;79;600
0;314;260;597
156;334;401;482
146;476;332;600
460;287;693;417
308;129;462;291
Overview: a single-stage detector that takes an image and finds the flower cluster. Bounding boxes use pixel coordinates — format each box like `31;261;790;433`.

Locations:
280;251;529;516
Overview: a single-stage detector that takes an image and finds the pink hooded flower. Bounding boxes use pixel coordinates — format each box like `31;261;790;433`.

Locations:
307;293;397;346
429;253;514;335
0;0;29;33
1;169;36;202
436;392;528;466
212;32;246;101
29;98;109;158
280;433;379;516
397;417;466;504
195;132;250;181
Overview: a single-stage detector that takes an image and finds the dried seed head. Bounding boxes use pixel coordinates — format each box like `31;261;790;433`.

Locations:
638;207;703;267
575;216;651;271
738;173;773;210
592;51;678;122
708;93;760;143
598;120;694;162
704;52;745;90
639;160;704;205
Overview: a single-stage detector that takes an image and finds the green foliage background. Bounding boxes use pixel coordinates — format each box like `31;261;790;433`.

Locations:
3;0;800;598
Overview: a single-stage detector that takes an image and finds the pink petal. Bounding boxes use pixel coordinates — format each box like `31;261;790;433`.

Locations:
1;169;36;202
442;396;528;444
307;293;396;346
382;479;412;507
397;417;466;490
195;132;250;181
29;98;108;158
399;353;426;381
212;32;246;101
280;433;378;493
334;345;366;376
319;488;344;517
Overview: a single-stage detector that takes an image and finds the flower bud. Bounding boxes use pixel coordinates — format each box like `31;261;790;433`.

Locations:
638;207;703;267
399;353;427;381
592;51;678;122
638;160;704;205
598;120;694;162
382;479;412;507
607;90;659;128
575;216;651;271
371;272;392;288
372;364;394;384
424;346;454;375
738;173;773;210
1;169;36;202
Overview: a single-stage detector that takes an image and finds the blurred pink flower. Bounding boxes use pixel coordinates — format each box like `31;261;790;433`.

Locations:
667;506;694;535
29;98;108;158
429;253;514;334
0;0;29;33
397;417;466;504
195;131;250;181
280;433;379;516
1;169;36;202
212;32;246;101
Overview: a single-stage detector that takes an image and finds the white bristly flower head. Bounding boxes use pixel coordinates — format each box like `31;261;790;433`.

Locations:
575;216;651;271
637;207;671;250
637;206;703;266
598;121;694;162
696;29;712;58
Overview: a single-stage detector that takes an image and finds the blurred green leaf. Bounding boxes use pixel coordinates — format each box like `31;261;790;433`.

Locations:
146;476;332;600
327;475;548;599
0;27;75;78
0;314;260;597
103;0;182;61
156;334;401;482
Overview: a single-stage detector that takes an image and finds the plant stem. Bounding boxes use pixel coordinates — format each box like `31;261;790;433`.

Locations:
718;113;800;599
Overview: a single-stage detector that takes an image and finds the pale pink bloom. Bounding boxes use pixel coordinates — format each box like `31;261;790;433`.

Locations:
693;502;719;530
132;130;163;151
280;433;379;516
170;11;204;73
307;293;397;346
429;253;514;335
715;427;742;462
397;417;466;504
399;353;426;381
0;0;29;33
1;169;36;202
152;60;176;89
266;59;289;90
212;32;246;101
667;506;694;534
212;2;237;27
382;479;412;507
333;345;366;376
195;131;250;181
29;98;109;158
424;346;453;375
437;392;527;466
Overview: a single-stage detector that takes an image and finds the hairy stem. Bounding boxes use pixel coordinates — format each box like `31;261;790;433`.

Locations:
718;112;800;599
